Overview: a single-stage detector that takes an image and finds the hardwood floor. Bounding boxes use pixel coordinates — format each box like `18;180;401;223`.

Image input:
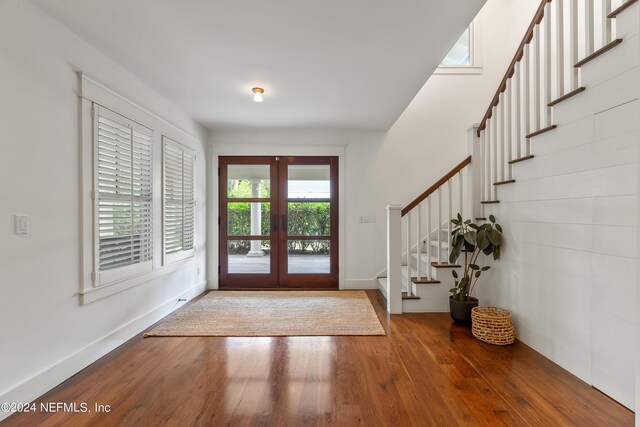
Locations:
3;290;633;426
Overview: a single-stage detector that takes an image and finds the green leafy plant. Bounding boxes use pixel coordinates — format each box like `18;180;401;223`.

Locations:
448;214;503;301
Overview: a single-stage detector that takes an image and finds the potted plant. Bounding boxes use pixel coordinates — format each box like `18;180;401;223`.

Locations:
448;214;502;324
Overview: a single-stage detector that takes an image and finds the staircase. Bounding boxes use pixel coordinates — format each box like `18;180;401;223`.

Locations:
380;0;639;314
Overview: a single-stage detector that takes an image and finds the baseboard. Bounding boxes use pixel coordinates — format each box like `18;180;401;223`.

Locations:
0;281;206;422
342;278;378;290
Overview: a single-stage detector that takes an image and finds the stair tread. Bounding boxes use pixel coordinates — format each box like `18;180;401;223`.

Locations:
548;87;586;107
526;125;557;139
402;292;420;300
608;0;638;18
431;262;461;268
411;278;441;284
574;38;623;68
494;179;516;186
509;155;534;164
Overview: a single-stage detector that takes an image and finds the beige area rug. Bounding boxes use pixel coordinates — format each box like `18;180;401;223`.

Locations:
145;290;385;337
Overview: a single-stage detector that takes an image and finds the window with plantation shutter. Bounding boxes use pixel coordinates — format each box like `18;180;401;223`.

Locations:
95;105;153;284
163;137;195;263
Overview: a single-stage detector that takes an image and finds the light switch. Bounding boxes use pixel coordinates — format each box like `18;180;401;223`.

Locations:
358;215;376;224
14;214;30;235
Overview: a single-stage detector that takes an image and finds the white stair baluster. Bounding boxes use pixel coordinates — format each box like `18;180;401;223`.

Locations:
458;169;464;219
556;0;565;98
533;25;541;132
405;211;411;296
416;203;422;282
585;0;594;55
499;93;505;182
447;178;453;264
491;110;498;198
482;126;487;202
524;44;532;156
426;197;432;280
570;0;579;88
602;0;611;46
545;3;552;126
514;61;522;160
437;187;442;265
506;79;512;179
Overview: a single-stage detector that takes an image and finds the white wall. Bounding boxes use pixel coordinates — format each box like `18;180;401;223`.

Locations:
479;3;639;409
0;0;207;418
208;0;540;287
637;1;640;423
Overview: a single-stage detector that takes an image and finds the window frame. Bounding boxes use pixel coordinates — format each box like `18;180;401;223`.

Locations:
162;136;196;265
79;73;201;305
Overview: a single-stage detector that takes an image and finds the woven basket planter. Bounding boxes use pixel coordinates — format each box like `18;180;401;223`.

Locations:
471;307;514;345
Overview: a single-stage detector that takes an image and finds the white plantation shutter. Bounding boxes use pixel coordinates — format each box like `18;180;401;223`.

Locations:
183;149;195;251
95;105;153;283
163;137;195;262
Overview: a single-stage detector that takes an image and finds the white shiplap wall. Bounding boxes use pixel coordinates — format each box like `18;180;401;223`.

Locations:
478;3;639;410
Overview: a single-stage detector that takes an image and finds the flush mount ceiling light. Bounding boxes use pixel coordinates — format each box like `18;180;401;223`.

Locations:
252;87;264;103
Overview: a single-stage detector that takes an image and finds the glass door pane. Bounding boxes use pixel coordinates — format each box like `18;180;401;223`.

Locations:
219;157;277;288
287;240;330;274
279;157;338;288
227;164;271;198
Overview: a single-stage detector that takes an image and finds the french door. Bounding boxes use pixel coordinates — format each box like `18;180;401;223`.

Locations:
219;156;338;289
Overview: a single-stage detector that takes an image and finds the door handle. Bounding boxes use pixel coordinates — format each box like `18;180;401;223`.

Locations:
272;215;277;232
281;215;287;233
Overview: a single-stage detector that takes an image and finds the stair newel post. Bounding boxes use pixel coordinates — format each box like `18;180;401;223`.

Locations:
467;124;482;222
386;204;403;314
437;187;443;265
416;203;422;282
556;0;565;99
405;210;412;296
585;0;594;55
569;0;579;89
601;0;611;45
426;197;433;280
544;2;553;127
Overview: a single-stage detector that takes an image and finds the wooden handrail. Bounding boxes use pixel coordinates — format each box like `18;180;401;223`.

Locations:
476;0;551;137
401;156;471;217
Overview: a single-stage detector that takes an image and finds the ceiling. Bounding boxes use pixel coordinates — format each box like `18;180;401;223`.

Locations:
33;0;485;131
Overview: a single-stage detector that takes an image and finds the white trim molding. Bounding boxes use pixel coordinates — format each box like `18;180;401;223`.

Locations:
209;143;346;289
79;73;202;304
435;21;483;75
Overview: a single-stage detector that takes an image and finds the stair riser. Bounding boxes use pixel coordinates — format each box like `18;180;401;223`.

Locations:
581;33;639;100
616;2;639;39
